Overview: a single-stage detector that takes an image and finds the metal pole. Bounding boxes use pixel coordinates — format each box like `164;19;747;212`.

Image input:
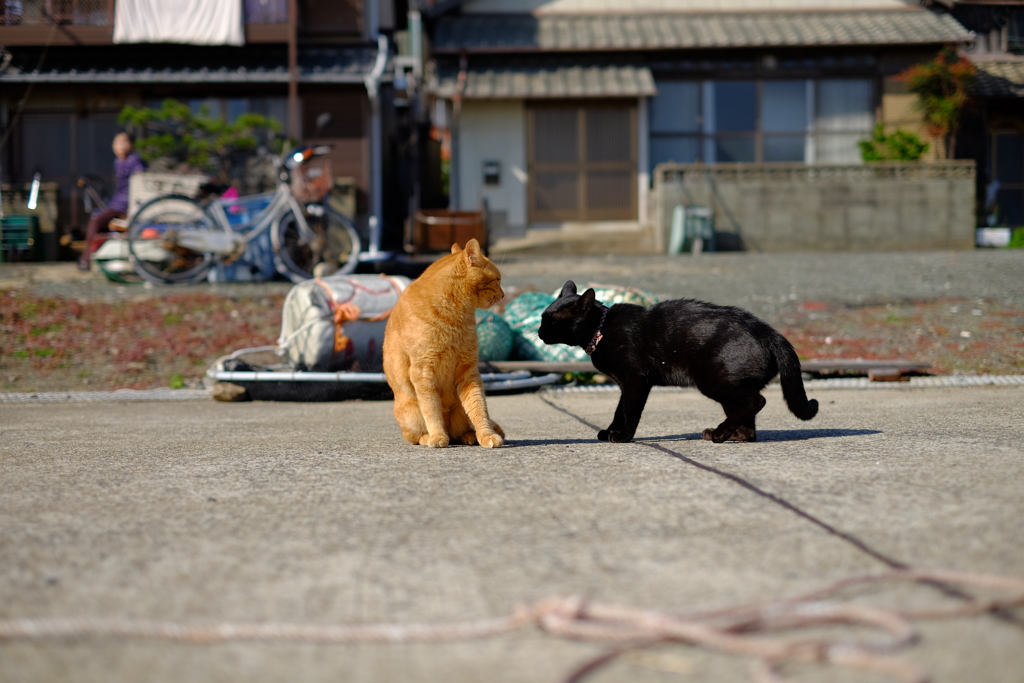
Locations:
363;35;389;258
0;97;7;220
450;52;467;210
408;4;423;251
287;0;300;141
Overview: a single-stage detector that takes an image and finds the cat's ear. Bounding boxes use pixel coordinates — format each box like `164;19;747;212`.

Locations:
579;288;597;309
451;243;463;254
559;280;577;298
463;238;483;266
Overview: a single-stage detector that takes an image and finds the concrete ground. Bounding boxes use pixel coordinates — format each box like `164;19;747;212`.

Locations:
2;383;1023;682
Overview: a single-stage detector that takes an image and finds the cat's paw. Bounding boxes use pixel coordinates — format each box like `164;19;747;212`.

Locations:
420;433;450;448
478;431;504;448
607;431;633;444
460;431;478;445
708;427;733;443
597;429;610;441
703;427;755;443
731;426;757;442
490;421;505;438
402;430;426;445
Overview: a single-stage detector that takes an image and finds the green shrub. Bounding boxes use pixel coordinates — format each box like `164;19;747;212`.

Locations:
859;124;930;162
119;99;284;181
1010;228;1024;249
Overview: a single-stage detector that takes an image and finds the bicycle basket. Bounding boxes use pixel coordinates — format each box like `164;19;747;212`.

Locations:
292;158;333;203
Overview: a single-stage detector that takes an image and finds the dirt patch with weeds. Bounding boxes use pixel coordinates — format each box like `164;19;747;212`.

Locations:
1;289;284;392
778;298;1024;376
2;288;1022;393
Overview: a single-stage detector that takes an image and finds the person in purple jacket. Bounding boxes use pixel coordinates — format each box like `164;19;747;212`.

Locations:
78;131;146;270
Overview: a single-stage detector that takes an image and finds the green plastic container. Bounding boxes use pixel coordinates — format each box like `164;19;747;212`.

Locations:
1;215;40;262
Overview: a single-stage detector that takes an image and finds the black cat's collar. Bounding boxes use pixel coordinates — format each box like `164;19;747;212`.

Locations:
584;306;609;355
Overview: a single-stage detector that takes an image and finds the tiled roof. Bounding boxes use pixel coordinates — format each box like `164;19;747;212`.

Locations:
431;62;656;98
433;10;972;53
973;61;1024;98
0;45;386;83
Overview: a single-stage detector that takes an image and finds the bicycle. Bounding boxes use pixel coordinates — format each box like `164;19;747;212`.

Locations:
125;145;361;285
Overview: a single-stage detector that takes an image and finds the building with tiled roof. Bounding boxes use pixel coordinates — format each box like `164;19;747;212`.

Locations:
0;0;414;260
423;0;981;248
937;0;1024;227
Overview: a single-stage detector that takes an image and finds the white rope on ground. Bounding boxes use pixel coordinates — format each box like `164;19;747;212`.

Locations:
3;375;1023;404
1;570;1022;683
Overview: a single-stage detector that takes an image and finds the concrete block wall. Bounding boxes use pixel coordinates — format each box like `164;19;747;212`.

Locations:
654;162;976;253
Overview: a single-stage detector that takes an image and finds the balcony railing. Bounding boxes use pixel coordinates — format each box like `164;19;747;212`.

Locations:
245;0;287;24
1;0;112;26
0;0;290;27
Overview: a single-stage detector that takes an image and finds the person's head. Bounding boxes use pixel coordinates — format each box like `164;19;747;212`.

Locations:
112;132;134;160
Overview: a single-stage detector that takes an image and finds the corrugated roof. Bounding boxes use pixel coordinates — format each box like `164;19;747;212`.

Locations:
432;63;656;99
0;45;387;84
973;61;1024;98
433;10;972;53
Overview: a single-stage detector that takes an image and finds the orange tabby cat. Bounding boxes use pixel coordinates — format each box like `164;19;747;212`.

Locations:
383;239;505;448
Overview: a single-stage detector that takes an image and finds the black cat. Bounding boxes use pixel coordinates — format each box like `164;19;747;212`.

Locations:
538;281;818;443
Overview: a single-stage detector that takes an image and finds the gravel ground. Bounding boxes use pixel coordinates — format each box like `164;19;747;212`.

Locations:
1;250;1022;392
498;249;1024;376
495;249;1024;312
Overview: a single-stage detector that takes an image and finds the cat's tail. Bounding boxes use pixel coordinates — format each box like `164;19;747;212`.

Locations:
769;333;818;421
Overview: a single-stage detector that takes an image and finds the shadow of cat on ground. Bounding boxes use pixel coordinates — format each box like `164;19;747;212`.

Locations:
641;429;881;443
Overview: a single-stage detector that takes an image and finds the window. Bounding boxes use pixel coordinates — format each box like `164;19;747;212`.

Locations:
992;132;1024;226
1009;10;1024;54
649;78;873;167
649;81;700;167
711;81;757;162
182;97;288;127
528;103;637;222
762;80;807;162
815;79;873;163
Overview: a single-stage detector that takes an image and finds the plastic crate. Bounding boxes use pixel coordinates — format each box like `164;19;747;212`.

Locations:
1;215;40;262
207;192;277;283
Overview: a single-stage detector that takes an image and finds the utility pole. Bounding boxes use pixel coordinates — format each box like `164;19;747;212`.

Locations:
287;0;300;140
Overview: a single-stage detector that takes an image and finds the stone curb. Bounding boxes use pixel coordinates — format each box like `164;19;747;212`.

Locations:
3;375;1023;404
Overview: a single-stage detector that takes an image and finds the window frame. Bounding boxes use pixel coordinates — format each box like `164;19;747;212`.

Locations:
648;77;875;167
991;130;1024;226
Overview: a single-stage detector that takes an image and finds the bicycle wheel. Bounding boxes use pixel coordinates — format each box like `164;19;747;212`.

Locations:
127;194;219;285
273;206;361;282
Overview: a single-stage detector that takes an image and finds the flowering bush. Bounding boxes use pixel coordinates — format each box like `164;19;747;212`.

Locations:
896;49;976;158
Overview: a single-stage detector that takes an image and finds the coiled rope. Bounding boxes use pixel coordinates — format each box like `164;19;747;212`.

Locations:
2;569;1022;683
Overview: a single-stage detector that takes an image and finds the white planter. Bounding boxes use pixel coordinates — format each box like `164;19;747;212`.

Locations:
976;227;1013;248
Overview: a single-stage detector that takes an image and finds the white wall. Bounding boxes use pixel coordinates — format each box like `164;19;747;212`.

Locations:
458;100;528;232
463;0;915;13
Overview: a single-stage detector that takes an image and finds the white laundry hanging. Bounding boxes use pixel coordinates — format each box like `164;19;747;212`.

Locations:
114;0;244;46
